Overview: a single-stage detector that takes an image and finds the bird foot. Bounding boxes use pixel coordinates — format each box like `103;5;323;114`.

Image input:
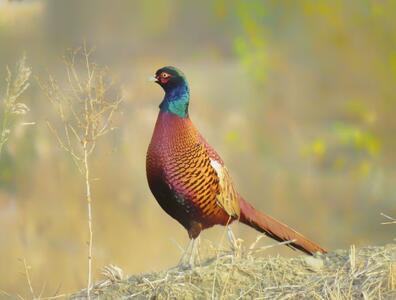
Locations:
176;262;193;271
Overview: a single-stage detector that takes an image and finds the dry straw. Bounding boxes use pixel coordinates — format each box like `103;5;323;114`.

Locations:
70;239;396;300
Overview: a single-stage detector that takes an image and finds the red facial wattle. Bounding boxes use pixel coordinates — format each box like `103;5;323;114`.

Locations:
159;77;170;84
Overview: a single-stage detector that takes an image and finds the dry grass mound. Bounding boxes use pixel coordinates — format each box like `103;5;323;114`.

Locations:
71;244;396;299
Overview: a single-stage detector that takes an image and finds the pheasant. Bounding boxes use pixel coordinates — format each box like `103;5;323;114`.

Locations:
146;66;327;264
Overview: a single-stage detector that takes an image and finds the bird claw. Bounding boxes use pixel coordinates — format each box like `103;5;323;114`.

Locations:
176;262;193;271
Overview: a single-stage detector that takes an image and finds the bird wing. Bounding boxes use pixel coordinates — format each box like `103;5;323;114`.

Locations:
163;135;240;220
209;158;240;218
199;134;240;218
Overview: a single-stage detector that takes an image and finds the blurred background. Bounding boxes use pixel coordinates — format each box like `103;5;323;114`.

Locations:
0;0;395;297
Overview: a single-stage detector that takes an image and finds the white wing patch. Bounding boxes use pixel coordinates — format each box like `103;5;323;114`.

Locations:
210;159;240;218
210;159;223;176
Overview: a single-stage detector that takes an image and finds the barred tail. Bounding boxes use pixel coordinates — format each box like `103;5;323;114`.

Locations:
238;197;327;255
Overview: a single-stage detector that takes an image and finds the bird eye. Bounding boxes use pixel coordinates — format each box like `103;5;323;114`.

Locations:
161;72;170;78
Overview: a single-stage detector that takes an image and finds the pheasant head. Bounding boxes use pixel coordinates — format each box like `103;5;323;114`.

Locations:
152;66;190;118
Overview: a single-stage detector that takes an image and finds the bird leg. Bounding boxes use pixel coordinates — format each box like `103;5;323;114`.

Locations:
177;238;193;268
227;226;238;250
188;237;198;267
177;237;200;269
227;225;242;260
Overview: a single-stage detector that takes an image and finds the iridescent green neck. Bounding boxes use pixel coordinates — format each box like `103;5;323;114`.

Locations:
159;83;190;118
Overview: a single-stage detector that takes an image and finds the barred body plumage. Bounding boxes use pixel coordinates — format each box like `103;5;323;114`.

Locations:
146;66;327;255
146;112;236;238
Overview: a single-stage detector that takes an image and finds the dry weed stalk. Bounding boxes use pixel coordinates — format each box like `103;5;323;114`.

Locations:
381;213;396;225
0;55;31;156
21;258;36;299
381;213;396;242
41;45;122;299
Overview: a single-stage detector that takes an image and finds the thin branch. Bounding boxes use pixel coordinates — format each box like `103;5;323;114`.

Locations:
42;46;122;300
381;213;396;225
0;288;11;297
46;122;82;163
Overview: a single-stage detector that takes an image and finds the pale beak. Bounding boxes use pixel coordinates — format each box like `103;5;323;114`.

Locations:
148;75;158;82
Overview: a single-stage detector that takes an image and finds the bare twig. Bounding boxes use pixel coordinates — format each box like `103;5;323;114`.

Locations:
41;45;121;300
381;213;396;225
0;288;12;297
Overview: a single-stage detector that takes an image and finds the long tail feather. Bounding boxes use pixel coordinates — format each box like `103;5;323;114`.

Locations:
238;197;327;255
